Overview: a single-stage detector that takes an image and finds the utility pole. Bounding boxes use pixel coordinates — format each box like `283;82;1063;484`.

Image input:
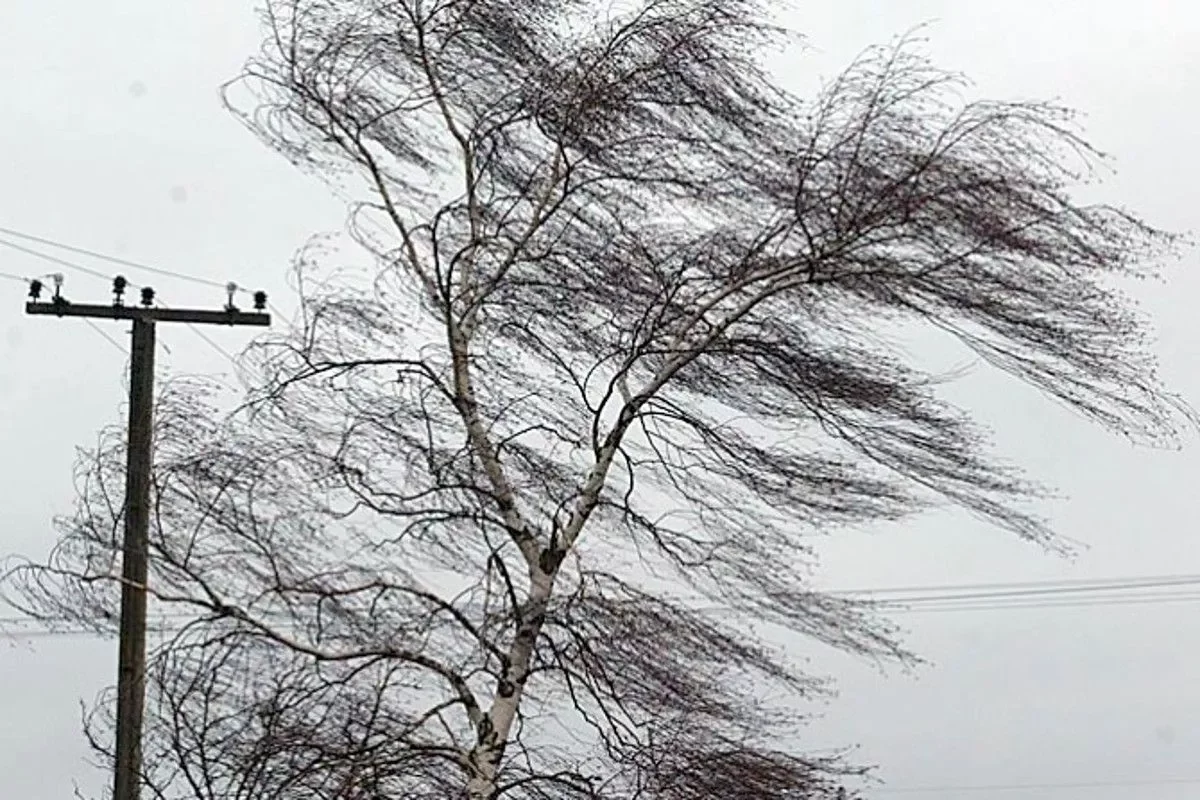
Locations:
25;274;270;800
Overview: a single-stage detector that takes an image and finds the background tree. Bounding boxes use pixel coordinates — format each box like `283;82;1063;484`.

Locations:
6;0;1193;798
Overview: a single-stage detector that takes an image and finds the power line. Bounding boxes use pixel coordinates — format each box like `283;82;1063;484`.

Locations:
188;324;241;368
83;318;130;355
8;572;1200;638
1;225;292;351
0;269;39;285
872;576;1200;606
0;610;191;627
887;592;1200;614
685;573;1200;618
0;237;115;283
833;571;1200;597
0;224;233;292
2;236;250;370
2;264;129;354
859;575;1200;614
874;774;1200;793
0;234;211;298
153;299;243;369
0;224;289;323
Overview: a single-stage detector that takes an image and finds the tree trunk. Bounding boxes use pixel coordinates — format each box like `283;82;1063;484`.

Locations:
464;567;555;799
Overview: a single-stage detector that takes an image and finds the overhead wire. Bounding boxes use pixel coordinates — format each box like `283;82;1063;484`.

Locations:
0;224;289;324
185;323;241;368
0;224;238;292
873;774;1200;794
82;318;129;355
0;269;40;285
153;297;243;369
832;571;1200;596
0;234;251;370
0;236;114;283
885;592;1200;614
868;575;1200;606
0;224;291;371
7;571;1200;638
867;575;1200;613
670;573;1200;618
1;250;131;355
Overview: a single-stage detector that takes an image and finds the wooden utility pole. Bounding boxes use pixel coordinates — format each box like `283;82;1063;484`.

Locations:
25;275;269;800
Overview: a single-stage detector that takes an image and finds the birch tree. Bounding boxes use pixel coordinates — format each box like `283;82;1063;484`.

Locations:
7;1;1193;798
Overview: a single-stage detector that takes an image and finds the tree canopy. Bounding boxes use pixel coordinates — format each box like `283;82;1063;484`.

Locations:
6;1;1193;798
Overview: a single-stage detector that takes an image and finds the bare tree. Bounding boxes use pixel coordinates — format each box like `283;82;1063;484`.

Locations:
6;1;1194;797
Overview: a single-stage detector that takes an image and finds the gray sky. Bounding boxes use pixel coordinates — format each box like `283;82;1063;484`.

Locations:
2;2;1198;798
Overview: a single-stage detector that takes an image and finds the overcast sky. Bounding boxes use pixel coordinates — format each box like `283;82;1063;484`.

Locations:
2;2;1198;798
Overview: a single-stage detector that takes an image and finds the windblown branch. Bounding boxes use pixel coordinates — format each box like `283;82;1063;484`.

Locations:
6;4;1191;799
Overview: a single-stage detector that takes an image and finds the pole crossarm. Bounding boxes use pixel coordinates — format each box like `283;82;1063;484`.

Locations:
26;301;270;326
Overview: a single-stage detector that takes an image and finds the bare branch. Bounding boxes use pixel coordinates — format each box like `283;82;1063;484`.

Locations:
7;5;1191;800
